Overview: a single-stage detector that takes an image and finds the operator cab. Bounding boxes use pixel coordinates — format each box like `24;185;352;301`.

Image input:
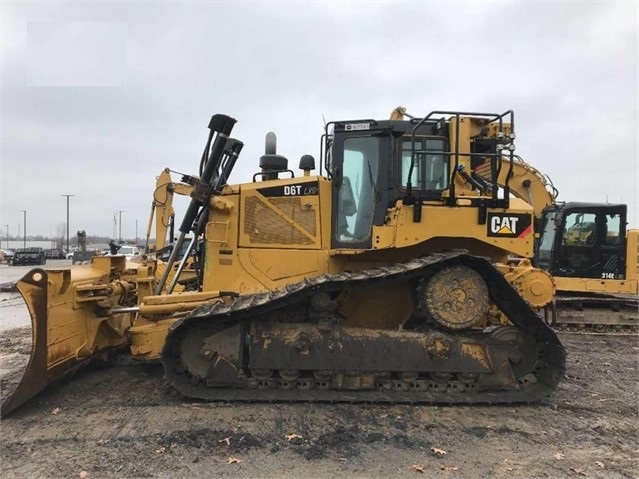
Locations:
536;202;627;280
324;110;516;249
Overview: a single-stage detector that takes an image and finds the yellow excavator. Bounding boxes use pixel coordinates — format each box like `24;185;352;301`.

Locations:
473;154;638;332
1;108;566;416
141;168;203;292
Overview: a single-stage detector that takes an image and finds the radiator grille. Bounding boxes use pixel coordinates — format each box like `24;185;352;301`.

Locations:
244;196;316;245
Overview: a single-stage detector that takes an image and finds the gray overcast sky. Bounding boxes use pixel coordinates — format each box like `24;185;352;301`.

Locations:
1;1;638;241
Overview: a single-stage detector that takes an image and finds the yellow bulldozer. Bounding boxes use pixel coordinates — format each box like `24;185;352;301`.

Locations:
1;108;567;416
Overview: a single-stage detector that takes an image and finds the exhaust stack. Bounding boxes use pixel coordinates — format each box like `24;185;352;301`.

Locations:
259;132;288;181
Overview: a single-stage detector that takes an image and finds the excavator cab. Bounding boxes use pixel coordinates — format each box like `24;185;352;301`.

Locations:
536;202;628;280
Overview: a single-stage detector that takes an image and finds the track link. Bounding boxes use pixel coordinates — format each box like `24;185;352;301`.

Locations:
162;251;566;404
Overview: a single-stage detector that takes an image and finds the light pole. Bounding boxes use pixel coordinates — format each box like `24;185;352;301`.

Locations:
4;225;8;248
20;210;26;248
117;210;124;243
62;194;74;252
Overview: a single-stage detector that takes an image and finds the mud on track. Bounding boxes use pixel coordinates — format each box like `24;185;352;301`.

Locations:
0;323;637;478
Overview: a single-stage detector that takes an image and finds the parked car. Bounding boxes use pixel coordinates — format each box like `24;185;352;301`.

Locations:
1;249;14;264
44;248;66;259
113;245;141;261
11;248;46;266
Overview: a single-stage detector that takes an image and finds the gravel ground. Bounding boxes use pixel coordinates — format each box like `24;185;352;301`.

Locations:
0;262;637;478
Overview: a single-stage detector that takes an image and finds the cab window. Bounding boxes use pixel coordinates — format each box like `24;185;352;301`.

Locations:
400;138;448;190
564;212;597;245
604;213;621;245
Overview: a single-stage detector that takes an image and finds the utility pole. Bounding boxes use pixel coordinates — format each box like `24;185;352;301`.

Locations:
118;210;124;243
135;219;138;246
62;195;74;252
20;210;26;248
4;225;8;248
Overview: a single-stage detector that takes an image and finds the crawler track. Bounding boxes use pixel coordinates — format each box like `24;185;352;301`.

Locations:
548;293;638;334
162;252;566;404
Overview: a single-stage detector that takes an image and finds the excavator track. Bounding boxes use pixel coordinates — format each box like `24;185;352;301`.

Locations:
547;293;638;335
162;252;566;404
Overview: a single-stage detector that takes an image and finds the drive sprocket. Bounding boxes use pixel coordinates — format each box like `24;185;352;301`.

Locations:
418;265;490;329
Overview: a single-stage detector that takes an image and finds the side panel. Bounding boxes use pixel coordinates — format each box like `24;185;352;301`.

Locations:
203;190;241;293
369;198;535;259
554;276;637;295
626;229;639;283
555;229;638;294
205;248;326;294
204;177;331;293
237;249;324;290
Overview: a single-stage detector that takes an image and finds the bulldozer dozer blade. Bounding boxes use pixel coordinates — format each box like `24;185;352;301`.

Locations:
1;268;130;417
1;270;50;416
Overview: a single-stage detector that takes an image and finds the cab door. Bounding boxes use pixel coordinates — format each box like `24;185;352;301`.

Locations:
331;134;383;249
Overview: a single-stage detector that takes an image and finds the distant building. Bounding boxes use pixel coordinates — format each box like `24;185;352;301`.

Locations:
1;240;57;250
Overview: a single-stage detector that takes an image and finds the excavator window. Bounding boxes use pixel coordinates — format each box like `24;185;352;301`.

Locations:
536;211;558;270
399;138;448;191
336;137;379;242
559;212;596;271
604;213;621;246
564;213;597;246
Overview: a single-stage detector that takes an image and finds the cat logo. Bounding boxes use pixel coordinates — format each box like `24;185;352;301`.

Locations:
487;213;532;238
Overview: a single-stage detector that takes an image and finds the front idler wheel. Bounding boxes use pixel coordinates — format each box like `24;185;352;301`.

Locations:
179;322;244;385
491;326;539;382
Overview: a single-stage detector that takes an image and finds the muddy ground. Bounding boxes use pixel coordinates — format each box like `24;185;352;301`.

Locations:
0;263;638;478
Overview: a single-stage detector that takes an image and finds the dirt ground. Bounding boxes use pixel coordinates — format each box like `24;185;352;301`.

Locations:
0;264;638;478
